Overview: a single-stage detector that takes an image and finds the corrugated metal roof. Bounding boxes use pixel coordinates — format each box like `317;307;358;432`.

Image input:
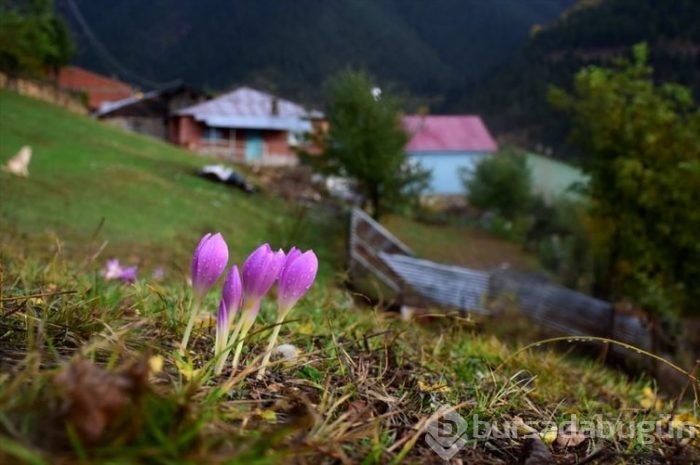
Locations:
403;115;498;152
95;90;159;116
380;252;491;314
176;87;322;129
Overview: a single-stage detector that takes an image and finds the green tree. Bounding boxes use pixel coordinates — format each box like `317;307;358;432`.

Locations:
322;70;428;219
550;44;700;317
0;0;74;77
461;148;533;220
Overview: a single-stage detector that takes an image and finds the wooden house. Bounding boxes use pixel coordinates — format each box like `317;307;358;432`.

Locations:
169;87;324;166
403;115;498;195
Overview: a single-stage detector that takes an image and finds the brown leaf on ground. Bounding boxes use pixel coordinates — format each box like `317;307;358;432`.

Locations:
554;423;587;449
53;357;150;443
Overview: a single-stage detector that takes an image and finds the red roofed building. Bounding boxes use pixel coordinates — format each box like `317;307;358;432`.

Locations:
403;115;498;194
57;66;135;111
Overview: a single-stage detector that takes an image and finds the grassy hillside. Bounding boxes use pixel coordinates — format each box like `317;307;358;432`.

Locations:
3;240;699;464
0;90;341;278
526;152;588;201
1;92;698;464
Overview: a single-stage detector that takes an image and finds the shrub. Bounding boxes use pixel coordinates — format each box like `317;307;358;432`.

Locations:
461;148;533;220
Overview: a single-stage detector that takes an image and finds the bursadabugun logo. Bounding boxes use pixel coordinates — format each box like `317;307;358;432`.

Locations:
424;404;468;460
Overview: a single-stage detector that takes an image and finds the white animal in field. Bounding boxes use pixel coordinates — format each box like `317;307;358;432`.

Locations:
4;146;32;177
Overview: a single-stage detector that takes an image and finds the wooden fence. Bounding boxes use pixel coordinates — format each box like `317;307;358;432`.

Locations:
348;208;414;295
347;208;655;353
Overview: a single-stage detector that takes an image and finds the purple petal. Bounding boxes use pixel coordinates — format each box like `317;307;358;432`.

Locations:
222;265;242;317
278;250;318;311
242;244;285;300
191;233;212;282
281;247;302;276
102;258;123;280
216;299;229;335
191;233;229;297
118;266;138;284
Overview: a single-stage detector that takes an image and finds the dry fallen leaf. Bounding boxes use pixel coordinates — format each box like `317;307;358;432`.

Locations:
54;358;149;443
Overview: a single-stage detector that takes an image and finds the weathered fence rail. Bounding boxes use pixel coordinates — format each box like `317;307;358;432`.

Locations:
489;270;653;351
348;208;414;294
347;208;654;352
380;253;491;314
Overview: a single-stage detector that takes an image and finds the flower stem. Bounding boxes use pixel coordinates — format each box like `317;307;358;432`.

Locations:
214;339;232;375
231;316;255;373
256;311;288;379
180;296;200;354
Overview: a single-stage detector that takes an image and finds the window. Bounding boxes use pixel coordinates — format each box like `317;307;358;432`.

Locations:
288;131;307;147
205;126;224;142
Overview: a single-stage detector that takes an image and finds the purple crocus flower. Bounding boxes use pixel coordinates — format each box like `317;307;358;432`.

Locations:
191;233;229;298
229;243;285;372
257;248;318;378
118;266;138;284
102;259;122;280
241;243;286;310
277;250;318;313
181;232;229;353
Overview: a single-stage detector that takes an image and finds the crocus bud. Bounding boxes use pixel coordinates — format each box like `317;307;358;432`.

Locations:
222;265;242;322
191;233;229;298
278;250;318;312
242;243;286;304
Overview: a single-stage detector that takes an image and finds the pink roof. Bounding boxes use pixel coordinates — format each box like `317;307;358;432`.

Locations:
403;115;498;152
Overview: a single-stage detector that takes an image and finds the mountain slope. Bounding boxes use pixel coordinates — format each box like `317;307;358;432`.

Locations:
455;0;700;158
59;0;574;103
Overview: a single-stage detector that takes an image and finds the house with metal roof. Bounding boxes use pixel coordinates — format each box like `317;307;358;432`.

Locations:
403;115;498;195
169;87;324;166
95;85;209;141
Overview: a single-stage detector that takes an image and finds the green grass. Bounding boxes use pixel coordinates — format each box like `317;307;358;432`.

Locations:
526;152;588;202
383;214;538;271
2;253;698;464
0;90;343;280
1;91;699;463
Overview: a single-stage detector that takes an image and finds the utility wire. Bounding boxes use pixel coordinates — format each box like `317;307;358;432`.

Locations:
62;0;182;90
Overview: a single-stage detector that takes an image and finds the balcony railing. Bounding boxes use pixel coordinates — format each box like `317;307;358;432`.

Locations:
196;140;297;166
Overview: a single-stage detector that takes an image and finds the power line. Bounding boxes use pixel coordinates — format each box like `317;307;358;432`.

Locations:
62;0;182;90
